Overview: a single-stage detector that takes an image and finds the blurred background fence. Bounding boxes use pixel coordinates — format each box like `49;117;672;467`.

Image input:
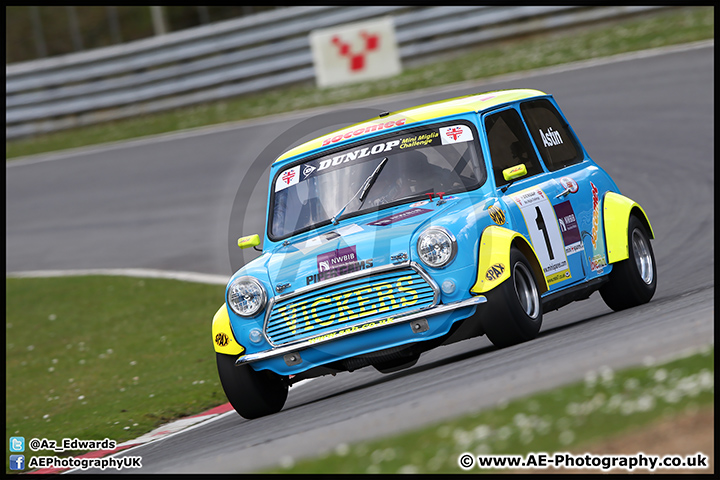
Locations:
6;6;663;139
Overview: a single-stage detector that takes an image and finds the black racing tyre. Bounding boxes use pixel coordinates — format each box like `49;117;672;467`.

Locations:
216;353;288;419
479;247;543;348
599;215;657;311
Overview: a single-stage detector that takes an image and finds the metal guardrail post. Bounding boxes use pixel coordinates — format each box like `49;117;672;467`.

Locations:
151;6;169;36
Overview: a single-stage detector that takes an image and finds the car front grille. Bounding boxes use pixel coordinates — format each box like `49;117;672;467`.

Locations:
265;266;437;346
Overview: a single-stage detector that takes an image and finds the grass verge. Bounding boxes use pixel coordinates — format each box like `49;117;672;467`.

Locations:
5;6;713;160
5;276;226;474
264;346;714;474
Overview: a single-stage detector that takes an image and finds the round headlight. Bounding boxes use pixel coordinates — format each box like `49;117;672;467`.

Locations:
227;276;267;317
417;227;457;268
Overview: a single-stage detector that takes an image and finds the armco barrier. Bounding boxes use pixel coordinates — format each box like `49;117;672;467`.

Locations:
6;6;662;138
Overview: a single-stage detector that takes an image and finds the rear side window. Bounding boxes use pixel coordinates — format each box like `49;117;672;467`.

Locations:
484;108;544;187
521;99;583;171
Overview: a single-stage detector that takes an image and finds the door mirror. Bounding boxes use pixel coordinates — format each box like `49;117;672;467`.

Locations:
503;164;527;182
238;234;261;249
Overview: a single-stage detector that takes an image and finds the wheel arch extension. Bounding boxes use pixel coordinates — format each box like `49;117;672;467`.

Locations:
212;303;245;355
603;192;655;264
470;226;549;295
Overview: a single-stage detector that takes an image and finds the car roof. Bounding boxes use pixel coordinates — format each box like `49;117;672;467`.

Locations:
275;88;547;163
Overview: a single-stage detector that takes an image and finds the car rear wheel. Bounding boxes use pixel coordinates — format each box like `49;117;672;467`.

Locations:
216;353;288;419
600;215;657;311
480;247;543;348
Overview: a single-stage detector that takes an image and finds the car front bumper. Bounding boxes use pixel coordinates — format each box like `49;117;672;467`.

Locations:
236;295;486;373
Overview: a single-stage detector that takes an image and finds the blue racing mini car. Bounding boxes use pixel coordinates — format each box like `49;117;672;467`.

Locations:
212;89;657;419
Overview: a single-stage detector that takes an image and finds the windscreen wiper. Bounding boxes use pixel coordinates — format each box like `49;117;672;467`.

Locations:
331;157;388;225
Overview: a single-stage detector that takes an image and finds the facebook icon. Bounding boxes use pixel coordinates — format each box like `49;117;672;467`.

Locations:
10;455;25;470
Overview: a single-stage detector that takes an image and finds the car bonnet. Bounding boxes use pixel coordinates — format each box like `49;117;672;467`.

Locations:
263;197;468;293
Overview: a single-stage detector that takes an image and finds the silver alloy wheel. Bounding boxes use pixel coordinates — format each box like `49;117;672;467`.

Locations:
632;228;654;284
513;262;540;319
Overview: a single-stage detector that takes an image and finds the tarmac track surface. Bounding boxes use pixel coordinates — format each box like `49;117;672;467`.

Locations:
6;43;713;473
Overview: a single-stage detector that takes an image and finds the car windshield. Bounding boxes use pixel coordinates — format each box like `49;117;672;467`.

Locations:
270;122;486;239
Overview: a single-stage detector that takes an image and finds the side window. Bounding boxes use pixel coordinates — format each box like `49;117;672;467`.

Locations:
521;99;582;171
484;108;543;187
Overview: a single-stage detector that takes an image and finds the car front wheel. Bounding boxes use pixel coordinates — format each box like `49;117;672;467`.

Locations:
600;215;657;311
216;353;288;419
479;246;543;348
